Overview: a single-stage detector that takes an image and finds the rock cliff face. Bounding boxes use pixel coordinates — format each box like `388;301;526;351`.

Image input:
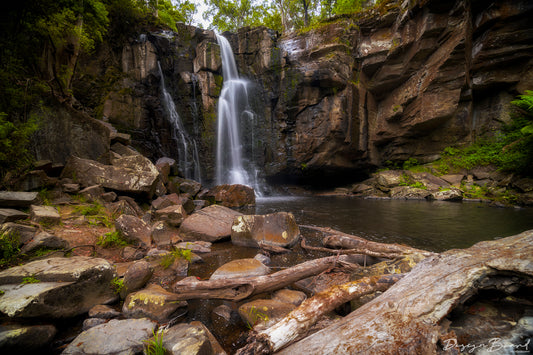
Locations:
64;0;532;186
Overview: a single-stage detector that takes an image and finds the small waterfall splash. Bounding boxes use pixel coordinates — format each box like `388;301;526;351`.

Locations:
158;62;201;182
215;33;263;195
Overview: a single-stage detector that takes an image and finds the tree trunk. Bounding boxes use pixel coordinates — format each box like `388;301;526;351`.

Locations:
173;255;354;301
301;225;434;258
236;274;404;354
276;230;533;354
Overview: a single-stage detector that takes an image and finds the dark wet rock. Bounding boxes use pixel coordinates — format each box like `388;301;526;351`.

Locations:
29;205;60;225
151;221;181;248
254;253;271;265
110;142;138;157
0;223;36;245
210;258;270;280
62;318;156;355
114;214;151;247
88;304;120;319
238;299;296;330
206;184;255;207
429;188;463;201
153;204;188;227
122;284;187;323
122;260;153;297
170;177;203;197
180;205;243;242
0;257;116;318
272;289;307;306
0;209;29;224
407;172;450;191
513;178;533;193
152;193;195;214
0;324;56;353
0;191;39;208
231;212;300;249
20;231;69;254
13;170;58;192
107;199;142;218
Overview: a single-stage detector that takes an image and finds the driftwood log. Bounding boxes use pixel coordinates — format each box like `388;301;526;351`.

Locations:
173;255;354;301
301;225;434;258
273;229;533;354
236;273;405;354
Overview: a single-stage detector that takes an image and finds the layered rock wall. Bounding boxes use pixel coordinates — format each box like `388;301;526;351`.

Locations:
65;0;533;186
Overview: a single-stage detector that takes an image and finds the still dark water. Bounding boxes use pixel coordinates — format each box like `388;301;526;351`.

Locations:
253;196;533;252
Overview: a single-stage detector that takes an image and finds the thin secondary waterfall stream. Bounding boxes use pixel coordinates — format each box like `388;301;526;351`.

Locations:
215;34;263;195
158;62;201;182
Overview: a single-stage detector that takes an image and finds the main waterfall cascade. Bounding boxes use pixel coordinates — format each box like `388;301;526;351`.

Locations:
215;34;264;196
158;62;202;182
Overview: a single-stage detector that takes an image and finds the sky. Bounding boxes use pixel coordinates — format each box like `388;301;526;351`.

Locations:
188;0;210;29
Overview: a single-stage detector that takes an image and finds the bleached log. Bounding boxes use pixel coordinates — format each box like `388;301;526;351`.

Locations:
276;230;533;354
173;255;354;301
236;273;404;354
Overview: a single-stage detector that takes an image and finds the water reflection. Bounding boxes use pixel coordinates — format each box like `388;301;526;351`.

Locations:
253;196;533;252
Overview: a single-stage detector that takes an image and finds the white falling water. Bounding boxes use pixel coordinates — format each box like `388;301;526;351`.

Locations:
215;34;262;195
158;62;201;182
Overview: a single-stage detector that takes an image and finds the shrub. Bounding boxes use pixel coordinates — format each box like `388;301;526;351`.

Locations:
160;247;192;269
97;231;128;248
0;232;20;266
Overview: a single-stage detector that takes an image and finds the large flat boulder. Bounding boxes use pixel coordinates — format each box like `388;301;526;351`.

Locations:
61;155;164;198
0;209;28;224
0;257;116;318
231;212;300;248
122;284;187;323
0;191;39;208
180;205;242;242
62;318;156;354
210;258;270;280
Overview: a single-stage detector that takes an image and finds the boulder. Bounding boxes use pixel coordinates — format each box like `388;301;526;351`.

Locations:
62;183;80;193
0;257;116;318
151;221;182;248
389;186;431;200
210;258;270;280
122;246;145;261
440;174;465;187
79;185;104;202
406;172;450;191
272;289;307;306
0;223;36;246
122;260;153;297
429;188;463;201
13;170;58;192
159;322;214;355
238;299;296;330
374;171;406;192
82;318;107;331
114;214;151;247
175;241;212;253
29;205;60;225
180;205;243;242
61;156;164;198
0;209;28;224
169;177;203;196
0;191;39;208
207;184;255;207
107;197;143;218
153;204;188;227
231;212;300;249
62;318;156;355
20;231;69;254
513;178;533;193
101;191;117;202
0;324;56;352
122;284;188;323
152;193;195;214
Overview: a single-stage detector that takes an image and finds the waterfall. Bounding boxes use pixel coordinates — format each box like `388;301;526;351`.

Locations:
215;33;263;195
158;62;201;182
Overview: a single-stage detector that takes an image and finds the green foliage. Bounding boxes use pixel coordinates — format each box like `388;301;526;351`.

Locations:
97;231;129;248
0;232;20;267
144;329;166;355
75;201;113;227
246;305;270;329
160;247;192;269
111;277;125;294
21;276;40;284
398;174;426;189
0;112;40;179
402;158;419;170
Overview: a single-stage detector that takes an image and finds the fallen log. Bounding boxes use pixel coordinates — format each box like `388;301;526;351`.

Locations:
300;237;388;262
300;225;434;258
276;229;533;354
173;255;354;301
236;273;404;354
